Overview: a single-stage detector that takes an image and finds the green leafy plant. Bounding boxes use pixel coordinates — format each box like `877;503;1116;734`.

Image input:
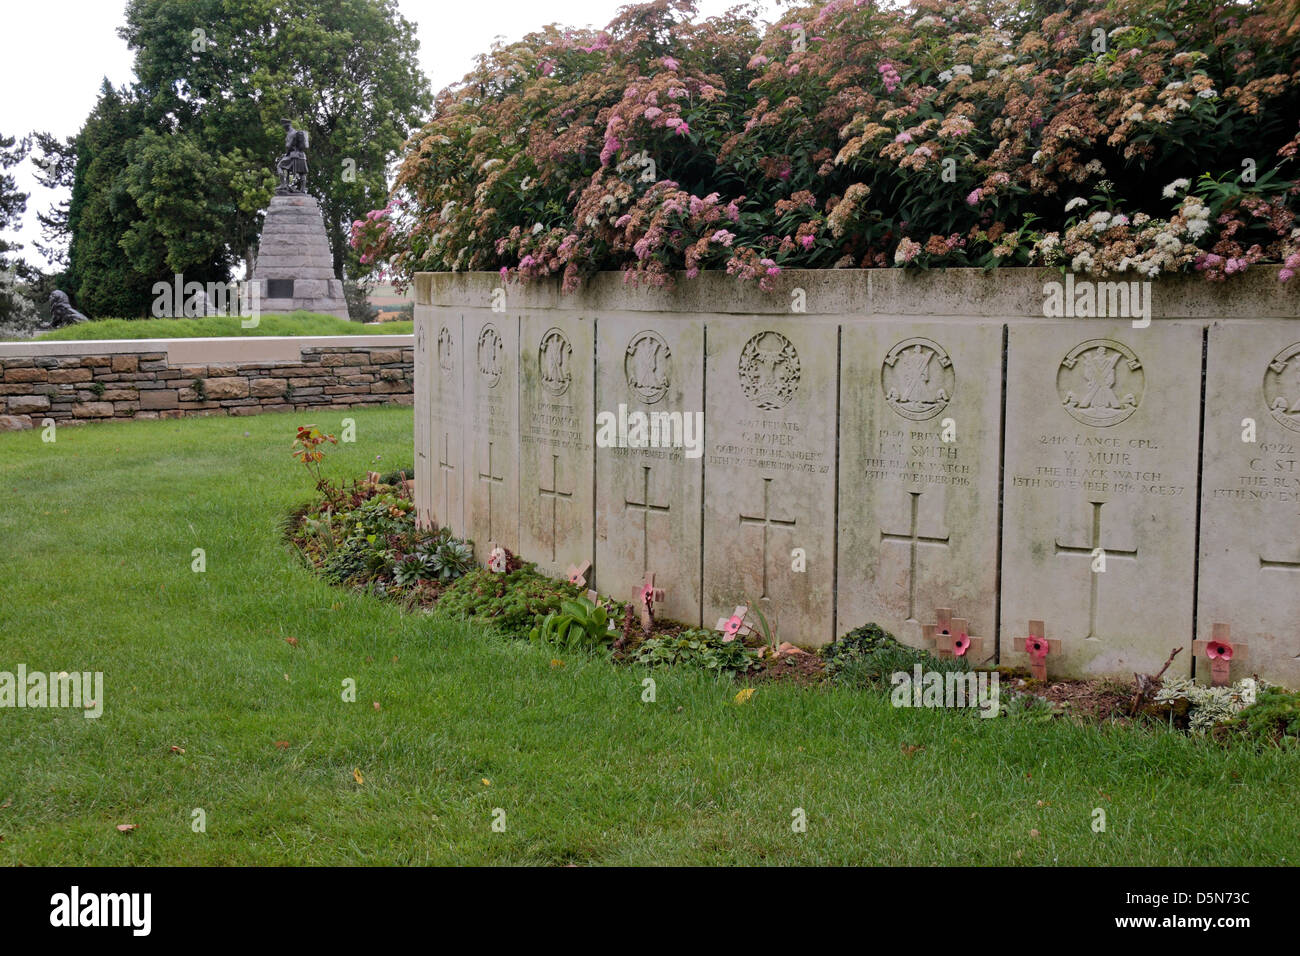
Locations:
290;423;338;497
634;628;761;674
821;622;968;688
321;536;392;587
392;552;428;587
530;595;613;651
1213;685;1300;746
437;564;581;636
1154;676;1259;733
422;539;475;581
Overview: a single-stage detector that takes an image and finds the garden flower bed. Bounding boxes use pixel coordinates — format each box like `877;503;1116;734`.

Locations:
283;428;1300;747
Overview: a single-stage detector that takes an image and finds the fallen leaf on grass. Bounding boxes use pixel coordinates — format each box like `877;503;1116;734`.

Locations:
285;637;299;648
372;701;381;711
481;778;491;787
353;768;364;785
274;741;290;750
116;824;137;833
733;688;756;705
901;744;925;757
169;746;185;754
1029;828;1040;839
550;659;564;669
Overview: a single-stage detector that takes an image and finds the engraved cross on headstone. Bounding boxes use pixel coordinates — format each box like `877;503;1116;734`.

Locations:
625;465;670;573
879;491;950;621
1054;501;1137;640
477;441;505;541
1259;547;1300;573
438;431;455;528
738;477;796;599
538;453;574;562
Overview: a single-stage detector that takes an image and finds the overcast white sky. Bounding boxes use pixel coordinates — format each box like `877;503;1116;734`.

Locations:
0;0;777;271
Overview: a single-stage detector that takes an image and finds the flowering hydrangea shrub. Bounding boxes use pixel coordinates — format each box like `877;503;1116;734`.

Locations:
356;0;1300;291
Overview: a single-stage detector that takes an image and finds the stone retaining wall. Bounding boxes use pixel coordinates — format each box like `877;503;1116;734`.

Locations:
414;267;1300;686
0;335;414;429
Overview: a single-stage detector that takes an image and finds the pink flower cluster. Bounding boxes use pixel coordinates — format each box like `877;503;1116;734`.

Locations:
878;61;901;94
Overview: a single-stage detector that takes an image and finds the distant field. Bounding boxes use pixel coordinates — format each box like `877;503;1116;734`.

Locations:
23;313;413;342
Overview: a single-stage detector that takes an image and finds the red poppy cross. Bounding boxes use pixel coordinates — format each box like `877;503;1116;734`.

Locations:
1015;619;1062;681
922;607;984;661
715;605;755;643
1192;623;1247;687
637;572;666;635
565;560;591;588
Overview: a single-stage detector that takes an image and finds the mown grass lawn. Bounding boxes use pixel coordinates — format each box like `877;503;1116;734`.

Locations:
19;313;412;342
0;406;1295;865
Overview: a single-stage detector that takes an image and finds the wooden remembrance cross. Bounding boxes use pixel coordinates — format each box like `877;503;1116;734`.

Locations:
1193;623;1247;687
638;571;665;634
922;607;984;661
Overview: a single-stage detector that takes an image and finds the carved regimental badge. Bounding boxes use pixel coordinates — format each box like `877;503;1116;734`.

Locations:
625;330;672;404
437;326;454;373
1058;339;1143;427
477;324;503;388
882;337;954;421
538;327;572;397
1264;342;1300;434
739;330;800;411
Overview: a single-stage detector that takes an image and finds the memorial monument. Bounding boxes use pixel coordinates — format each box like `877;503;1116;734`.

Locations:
247;119;349;319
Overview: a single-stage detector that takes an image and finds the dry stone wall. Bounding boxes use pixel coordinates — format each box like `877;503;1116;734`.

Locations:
0;336;413;429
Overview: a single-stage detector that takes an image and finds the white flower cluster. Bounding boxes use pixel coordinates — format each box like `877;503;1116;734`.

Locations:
1065;196;1088;212
1181;196;1211;239
937;64;973;83
1161;178;1190;199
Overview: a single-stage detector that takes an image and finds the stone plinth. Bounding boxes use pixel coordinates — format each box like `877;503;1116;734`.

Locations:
251;194;348;319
